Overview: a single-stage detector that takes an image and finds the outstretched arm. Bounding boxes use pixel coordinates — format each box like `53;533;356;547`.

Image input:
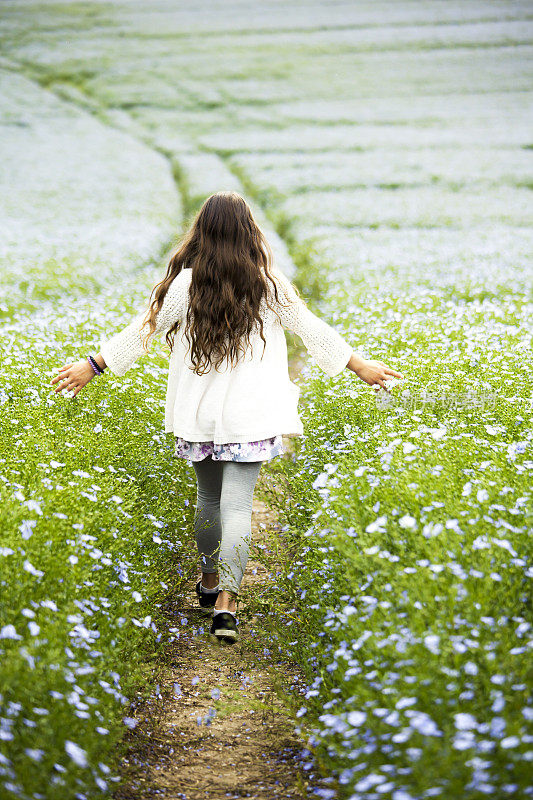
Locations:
272;269;403;390
50;270;190;398
272;269;354;377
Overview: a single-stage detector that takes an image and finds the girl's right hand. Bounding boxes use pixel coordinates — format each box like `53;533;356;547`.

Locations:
348;354;404;392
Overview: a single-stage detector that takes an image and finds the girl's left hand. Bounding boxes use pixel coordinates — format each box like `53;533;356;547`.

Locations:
50;359;95;398
354;359;404;392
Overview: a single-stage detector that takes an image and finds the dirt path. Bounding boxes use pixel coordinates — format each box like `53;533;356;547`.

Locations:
113;461;312;800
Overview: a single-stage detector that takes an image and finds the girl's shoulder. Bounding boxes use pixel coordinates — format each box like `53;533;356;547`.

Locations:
266;266;298;303
266;265;291;289
169;267;193;293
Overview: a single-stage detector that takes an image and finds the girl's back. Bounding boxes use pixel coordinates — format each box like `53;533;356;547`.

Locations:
99;259;353;444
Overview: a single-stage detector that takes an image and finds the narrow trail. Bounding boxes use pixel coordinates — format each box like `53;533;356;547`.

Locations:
114;467;310;800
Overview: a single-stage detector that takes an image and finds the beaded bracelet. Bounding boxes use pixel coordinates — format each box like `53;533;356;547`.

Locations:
87;355;105;376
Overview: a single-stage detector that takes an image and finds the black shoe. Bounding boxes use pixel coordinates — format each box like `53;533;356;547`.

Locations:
209;611;238;645
195;580;220;615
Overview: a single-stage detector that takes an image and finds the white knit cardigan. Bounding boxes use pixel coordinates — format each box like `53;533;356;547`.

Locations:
99;267;353;443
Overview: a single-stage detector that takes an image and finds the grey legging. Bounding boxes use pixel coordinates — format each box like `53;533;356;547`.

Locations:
192;456;262;594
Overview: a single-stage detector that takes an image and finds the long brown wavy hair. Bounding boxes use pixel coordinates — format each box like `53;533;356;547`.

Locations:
139;191;298;375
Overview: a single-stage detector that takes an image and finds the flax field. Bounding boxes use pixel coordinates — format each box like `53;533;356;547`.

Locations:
0;2;531;799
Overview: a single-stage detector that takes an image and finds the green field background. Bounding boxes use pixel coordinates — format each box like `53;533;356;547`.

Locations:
0;2;531;799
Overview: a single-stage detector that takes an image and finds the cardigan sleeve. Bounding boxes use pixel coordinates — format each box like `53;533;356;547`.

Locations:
271;269;354;377
99;271;190;376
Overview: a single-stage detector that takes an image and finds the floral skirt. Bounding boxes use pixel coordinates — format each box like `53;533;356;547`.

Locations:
174;435;284;462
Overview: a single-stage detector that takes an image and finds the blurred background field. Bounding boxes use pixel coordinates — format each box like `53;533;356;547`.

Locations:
0;2;531;799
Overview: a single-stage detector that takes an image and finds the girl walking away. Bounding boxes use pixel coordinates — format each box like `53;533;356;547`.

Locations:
50;191;403;645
